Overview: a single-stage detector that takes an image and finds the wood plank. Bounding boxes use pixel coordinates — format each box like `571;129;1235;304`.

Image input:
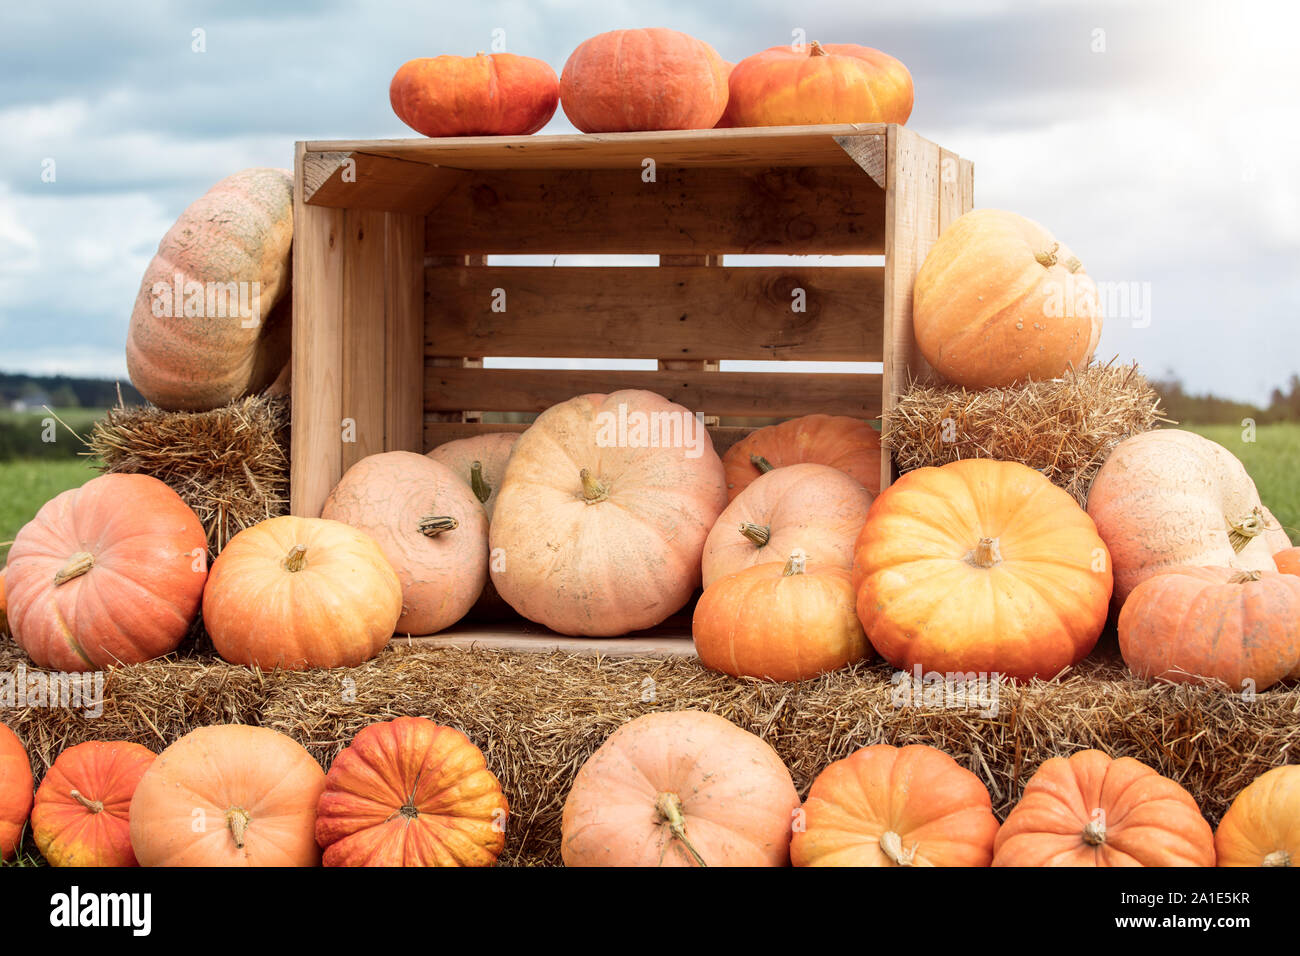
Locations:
424;367;881;418
427;254;487;424
422;421;756;457
658;254;721;426
341;209;389;470
835;132;888;188
384;212;425;453
424;265;884;361
938;149;975;233
291;142;346;518
305;124;890;173
303;150;469;212
425;165;887;256
399;628;697;658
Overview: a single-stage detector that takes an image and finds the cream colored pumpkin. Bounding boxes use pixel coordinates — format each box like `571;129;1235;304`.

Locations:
427;433;519;519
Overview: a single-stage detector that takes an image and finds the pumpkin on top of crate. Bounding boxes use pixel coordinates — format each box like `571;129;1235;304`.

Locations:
390;52;559;138
723;414;882;501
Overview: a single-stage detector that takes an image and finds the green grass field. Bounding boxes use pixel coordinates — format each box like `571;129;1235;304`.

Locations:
1187;423;1300;545
0;458;101;561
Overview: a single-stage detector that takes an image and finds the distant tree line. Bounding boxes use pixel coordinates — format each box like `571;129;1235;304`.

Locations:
1151;373;1300;425
0;373;142;410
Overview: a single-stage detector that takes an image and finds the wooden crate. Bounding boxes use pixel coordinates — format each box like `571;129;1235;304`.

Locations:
291;124;972;655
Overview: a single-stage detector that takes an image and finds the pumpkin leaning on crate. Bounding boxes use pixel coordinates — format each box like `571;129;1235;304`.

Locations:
129;725;326;867
126;168;293;411
202;515;402;670
1087;429;1292;607
490;389;727;636
1118;567;1300;691
390;52;559;137
1215;765;1300;867
561;711;800;867
428;432;520;518
913;209;1102;389
992;750;1215;867
322;452;488;636
721;41;913;128
560;28;729;133
32;741;156;867
315;717;508;867
702;462;873;588
694;551;867;681
853;459;1112;681
1274;546;1300;577
5;473;208;671
723;414;882;501
0;722;34;862
791;745;1000;867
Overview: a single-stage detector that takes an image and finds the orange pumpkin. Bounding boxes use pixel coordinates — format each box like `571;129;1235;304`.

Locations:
723;414;882;501
992;750;1215;867
702;462;873;587
1273;546;1300;577
1215;765;1300;867
0;568;8;637
490;390;727;636
694;551;867;681
0;722;33;862
129;725;326;867
31;741;156;867
1118;567;1300;691
126;168;292;411
322;452;487;636
428;432;519;518
560;28;729;132
1087;430;1293;606
6;474;208;671
390;52;559;137
202;515;402;670
315;717;508;867
853;459;1112;681
791;745;1000;867
561;711;800;867
913;209;1102;388
722;41;913;128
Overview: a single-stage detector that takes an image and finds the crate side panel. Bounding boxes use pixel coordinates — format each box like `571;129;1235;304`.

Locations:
384;212;426;452
341;209;390;470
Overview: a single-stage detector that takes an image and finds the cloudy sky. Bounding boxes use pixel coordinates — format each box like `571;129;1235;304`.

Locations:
1;0;1297;403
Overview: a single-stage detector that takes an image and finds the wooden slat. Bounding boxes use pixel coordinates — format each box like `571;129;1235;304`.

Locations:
291;143;346;518
384;212;425;453
424;265;883;361
304;125;888;176
425;165;887;256
658;254;721;426
304;151;469;212
835;132;888;188
424;367;881;418
341;209;389;470
939;149;975;233
422;421;756;458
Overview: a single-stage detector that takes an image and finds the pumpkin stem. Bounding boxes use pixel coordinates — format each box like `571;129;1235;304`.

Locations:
579;468;609;504
1228;570;1263;585
283;544;308;573
469;460;492;505
1226;508;1268;553
53;551;95;586
1063;255;1083;273
738;522;771;547
1262;850;1292;867
653;791;707;867
783;551;806;576
1034;243;1060;268
967;537;1002;569
418;515;459;537
69;789;104;814
226;807;251;850
879;830;917;866
750;454;775;474
1082;818;1107;847
808;40;827;56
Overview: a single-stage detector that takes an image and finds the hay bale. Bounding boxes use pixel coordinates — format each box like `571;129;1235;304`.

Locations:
87;395;288;552
4;641;1295;867
882;360;1169;505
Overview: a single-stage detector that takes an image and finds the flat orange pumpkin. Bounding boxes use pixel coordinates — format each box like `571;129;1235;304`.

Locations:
723;414;882;501
390;53;559;137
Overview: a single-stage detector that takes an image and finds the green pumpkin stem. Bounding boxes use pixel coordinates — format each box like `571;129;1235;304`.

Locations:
739;522;771;547
469;460;492;505
750;454;775;474
419;515;459;537
580;468;609;504
53;551;95;586
654;791;707;867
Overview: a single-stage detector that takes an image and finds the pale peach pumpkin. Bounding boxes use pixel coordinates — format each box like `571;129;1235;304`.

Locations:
723;414;882;501
427;432;519;519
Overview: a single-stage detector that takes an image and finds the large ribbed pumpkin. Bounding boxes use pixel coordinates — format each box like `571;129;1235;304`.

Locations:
315;717;508;867
32;741;156;867
390;52;558;137
561;711;799;867
791;745;1000;867
722;41;913;128
703;462;873;588
1087;430;1292;607
694;551;867;681
1215;765;1300;867
913;209;1102;388
202;516;402;670
723;414;882;501
126;168;292;411
322;452;487;636
1118;567;1300;691
560;28;729;132
428;432;519;518
0;722;33;862
992;750;1215;867
853;459;1112;681
490;390;727;636
129;725;325;867
6;474;207;671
